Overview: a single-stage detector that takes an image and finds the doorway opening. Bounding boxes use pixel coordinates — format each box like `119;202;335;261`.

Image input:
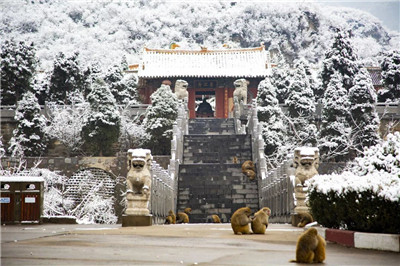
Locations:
195;90;215;118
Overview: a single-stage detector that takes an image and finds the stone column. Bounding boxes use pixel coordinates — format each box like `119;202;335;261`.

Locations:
291;147;319;226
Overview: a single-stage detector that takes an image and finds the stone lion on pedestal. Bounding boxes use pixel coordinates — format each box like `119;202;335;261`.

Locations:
233;78;249;104
126;148;152;196
293;147;319;186
174;79;189;100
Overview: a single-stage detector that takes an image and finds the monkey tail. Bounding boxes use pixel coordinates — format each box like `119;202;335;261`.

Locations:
289;259;297;263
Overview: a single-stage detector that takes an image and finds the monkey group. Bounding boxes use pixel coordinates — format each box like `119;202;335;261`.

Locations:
165;208;192;224
230;206;271;235
166;206;325;263
230;207;325;264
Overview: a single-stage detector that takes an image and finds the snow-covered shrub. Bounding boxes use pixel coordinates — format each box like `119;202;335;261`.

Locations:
8;91;48;157
44;91;90;155
378;49;400;102
308;133;400;233
119;103;149;151
82;78;121;156
142;84;179;155
71;194;117;224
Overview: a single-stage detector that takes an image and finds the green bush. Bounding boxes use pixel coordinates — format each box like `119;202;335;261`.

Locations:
309;189;400;234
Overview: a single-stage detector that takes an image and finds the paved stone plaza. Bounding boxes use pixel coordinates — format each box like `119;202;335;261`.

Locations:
1;223;399;265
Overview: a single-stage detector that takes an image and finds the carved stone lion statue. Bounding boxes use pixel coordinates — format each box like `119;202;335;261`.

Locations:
174;79;189;100
293;147;319;186
126;148;152;196
233;78;249;104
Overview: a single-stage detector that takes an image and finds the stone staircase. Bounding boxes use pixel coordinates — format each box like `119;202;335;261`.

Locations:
177;118;259;223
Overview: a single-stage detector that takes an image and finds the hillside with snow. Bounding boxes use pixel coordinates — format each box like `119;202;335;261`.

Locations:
1;0;398;70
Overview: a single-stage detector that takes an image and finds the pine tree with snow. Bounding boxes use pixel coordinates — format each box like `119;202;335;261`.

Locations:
378;50;400;102
103;63;139;105
285;61;317;145
82;79;120;156
321;28;360;92
143;84;179;155
349;70;380;152
47;52;88;103
8;91;47;157
1;39;37;105
256;78;288;165
318;72;351;161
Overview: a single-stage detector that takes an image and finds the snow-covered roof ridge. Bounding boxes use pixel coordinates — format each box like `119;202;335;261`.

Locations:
138;45;273;78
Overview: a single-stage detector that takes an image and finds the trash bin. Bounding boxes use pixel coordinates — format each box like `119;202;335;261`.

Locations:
0;176;44;224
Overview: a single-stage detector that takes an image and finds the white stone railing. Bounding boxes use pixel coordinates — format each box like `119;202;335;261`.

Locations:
168;100;189;214
150;161;175;224
259;159;296;223
246;100;295;223
246;99;267;180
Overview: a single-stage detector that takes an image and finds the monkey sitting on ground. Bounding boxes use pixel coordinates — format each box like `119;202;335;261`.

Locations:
176;208;192;223
212;214;221;223
251;207;271;234
165;210;176;224
231;207;252;235
297;212;314;228
290;227;326;263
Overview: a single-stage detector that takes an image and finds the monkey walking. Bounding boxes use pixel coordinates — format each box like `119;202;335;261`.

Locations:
290;227;326;263
176;208;192;224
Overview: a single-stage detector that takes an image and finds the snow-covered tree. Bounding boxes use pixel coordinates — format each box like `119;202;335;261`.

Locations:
378;50;400;102
44;91;90;156
47;52;88;103
0;136;5;159
285;61;317;145
256;77;288;166
8;91;47;157
103;62;139;105
82;79;120;156
0;39;37;105
143;84;179;155
119;104;149;151
321;28;360;92
349;70;380;153
318;72;351;161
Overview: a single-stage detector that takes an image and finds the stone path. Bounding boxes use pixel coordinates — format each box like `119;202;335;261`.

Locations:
2;223;399;265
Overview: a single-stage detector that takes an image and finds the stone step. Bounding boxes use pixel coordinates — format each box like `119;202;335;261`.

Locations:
177;164;258;223
183;135;252;164
188;118;236;135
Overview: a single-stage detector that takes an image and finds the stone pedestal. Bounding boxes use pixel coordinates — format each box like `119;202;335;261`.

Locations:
122;192;152;227
125;192;150;216
122;214;152;226
291;186;309;226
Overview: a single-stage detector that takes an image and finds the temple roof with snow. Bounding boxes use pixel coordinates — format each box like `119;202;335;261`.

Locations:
136;46;273;79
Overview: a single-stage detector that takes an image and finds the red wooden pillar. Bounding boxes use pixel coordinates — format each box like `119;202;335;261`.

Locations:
215;87;225;118
188;88;196;119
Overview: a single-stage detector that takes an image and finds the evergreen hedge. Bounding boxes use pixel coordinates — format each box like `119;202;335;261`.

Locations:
309;189;400;234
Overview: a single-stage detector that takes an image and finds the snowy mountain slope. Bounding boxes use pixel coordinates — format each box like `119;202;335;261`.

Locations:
1;1;398;70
